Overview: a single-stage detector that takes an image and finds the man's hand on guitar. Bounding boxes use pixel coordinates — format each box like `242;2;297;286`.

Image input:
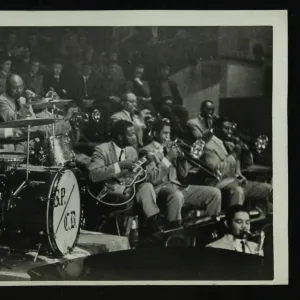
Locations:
147;151;164;164
119;160;135;171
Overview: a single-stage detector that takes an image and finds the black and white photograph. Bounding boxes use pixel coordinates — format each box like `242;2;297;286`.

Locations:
0;11;287;285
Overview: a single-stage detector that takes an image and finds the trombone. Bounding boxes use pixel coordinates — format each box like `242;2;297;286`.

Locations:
165;137;223;181
230;122;269;154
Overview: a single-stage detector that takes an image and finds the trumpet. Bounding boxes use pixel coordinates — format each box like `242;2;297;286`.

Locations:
229;123;269;154
69;108;101;129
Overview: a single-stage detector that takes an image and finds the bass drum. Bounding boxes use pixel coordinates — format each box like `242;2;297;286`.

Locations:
3;166;81;257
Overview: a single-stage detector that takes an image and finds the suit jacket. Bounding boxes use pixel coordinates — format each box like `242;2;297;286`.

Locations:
188;116;253;176
43;74;69;98
206;234;262;256
88;141;138;183
142;140;188;189
0;72;10;95
187;116;208;140
72;74;98;100
13;58;31;74
22;72;45;96
150;79;183;108
130;79;151;98
110;110;144;147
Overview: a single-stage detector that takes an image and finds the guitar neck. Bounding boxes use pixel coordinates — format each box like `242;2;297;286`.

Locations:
134;155;149;169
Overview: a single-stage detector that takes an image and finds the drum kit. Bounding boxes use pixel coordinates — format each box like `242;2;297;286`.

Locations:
0;99;82;258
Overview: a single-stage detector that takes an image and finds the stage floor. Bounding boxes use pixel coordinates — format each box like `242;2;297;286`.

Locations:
0;230;130;281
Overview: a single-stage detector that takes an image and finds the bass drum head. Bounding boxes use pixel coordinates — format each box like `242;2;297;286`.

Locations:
47;169;81;256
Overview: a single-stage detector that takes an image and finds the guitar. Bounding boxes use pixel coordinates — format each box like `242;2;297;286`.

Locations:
87;155;151;207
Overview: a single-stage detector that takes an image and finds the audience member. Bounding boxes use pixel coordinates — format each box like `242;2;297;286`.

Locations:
43;59;69;98
21;57;45;97
0;56;12;95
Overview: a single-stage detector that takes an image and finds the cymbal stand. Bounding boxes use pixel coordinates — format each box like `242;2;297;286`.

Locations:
51;104;56;165
9;124;32;205
26;124;31;182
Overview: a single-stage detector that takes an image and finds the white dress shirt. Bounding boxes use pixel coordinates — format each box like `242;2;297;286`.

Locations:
234;238;251;254
112;142;125;174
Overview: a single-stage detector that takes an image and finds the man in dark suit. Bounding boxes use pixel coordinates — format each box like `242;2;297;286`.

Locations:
129;64;155;114
88;120;163;235
13;46;31;75
43;59;69;98
72;62;98;106
141;117;222;228
22;57;45;96
149;63;183;111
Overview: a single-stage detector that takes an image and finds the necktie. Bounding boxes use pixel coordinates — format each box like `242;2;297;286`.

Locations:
84;77;88;97
119;149;124;161
241;241;246;253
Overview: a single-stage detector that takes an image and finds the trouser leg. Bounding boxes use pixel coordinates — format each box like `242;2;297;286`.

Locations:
182;185;222;217
135;182;160;218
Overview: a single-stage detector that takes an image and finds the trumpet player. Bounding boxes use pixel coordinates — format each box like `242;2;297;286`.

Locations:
187;100;218;137
142;117;222;229
188;116;273;217
206;205;263;256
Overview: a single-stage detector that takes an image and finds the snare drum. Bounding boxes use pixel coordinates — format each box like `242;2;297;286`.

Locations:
0;151;26;175
3;167;81;257
48;132;76;166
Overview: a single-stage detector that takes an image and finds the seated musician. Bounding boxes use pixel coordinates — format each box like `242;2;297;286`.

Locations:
187;100;218;135
141;117;222;229
88;120;164;236
110;92;149;149
0;74;38;151
0;74;78;153
187;116;273;217
206;205;263;256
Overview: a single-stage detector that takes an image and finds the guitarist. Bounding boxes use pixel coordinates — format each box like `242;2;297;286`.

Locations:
88;119;164;236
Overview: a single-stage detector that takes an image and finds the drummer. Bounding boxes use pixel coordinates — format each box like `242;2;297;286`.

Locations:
0;74;38;151
0;74;79;151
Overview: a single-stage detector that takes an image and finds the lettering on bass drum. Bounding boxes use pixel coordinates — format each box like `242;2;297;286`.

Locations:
47;169;81;257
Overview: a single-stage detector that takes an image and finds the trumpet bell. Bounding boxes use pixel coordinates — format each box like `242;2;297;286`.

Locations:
91;109;101;123
255;134;269;154
190;139;205;160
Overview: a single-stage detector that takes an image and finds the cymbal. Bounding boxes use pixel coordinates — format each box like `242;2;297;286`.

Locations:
0;117;60;128
30;99;74;109
0;131;44;144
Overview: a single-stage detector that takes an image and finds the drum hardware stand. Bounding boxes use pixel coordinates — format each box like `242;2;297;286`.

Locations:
33;243;42;262
51;104;57;166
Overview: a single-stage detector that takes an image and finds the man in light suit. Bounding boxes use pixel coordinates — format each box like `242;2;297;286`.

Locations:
206;205;263;256
188;114;272;216
88;119;163;235
0;74;37;151
141;117;222;228
110;92;148;149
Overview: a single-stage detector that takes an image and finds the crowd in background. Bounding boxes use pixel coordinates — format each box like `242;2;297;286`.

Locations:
0;28;196;139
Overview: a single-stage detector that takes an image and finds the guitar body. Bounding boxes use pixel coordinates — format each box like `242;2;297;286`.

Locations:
87;168;147;207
